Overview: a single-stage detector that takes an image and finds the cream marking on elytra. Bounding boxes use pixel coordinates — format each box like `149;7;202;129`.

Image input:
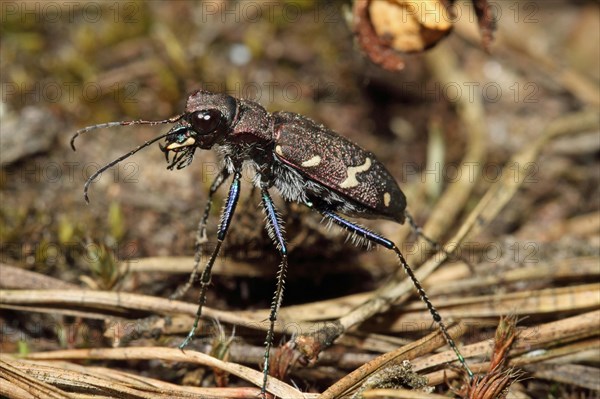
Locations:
275;145;284;156
383;192;391;207
339;157;372;189
301;155;322;167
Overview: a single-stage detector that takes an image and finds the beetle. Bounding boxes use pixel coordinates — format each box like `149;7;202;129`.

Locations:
71;90;473;395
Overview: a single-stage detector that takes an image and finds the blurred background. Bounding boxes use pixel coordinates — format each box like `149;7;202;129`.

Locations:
1;1;599;397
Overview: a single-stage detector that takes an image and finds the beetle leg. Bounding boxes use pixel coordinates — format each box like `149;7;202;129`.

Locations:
170;167;231;300
198;168;232;244
307;206;474;379
261;188;288;396
179;170;242;349
259;188;289;396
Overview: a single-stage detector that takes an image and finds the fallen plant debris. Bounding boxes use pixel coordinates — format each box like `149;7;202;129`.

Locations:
453;314;524;399
353;0;496;70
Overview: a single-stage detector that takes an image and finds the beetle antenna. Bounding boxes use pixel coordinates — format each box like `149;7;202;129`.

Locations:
83;131;172;203
70;114;184;151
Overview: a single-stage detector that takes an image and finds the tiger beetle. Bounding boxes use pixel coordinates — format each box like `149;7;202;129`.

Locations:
71;90;474;395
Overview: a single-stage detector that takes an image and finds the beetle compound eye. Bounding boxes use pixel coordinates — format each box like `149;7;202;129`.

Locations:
189;109;222;134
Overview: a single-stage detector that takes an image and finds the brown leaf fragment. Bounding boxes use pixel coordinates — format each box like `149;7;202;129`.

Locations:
369;0;453;53
352;0;496;70
353;0;407;71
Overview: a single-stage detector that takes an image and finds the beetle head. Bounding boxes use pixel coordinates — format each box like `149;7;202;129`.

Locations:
70;90;240;200
160;91;238;169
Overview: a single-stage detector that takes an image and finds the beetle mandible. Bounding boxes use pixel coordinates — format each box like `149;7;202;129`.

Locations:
71;90;474;394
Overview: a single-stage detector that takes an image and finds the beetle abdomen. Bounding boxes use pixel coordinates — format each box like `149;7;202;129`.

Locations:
272;112;406;223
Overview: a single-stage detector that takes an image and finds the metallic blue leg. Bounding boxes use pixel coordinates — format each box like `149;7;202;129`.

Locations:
319;208;474;379
180;171;241;349
259;189;288;395
199;168;231;242
171;168;230;300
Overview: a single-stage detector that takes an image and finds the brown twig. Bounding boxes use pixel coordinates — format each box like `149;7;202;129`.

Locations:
24;347;309;398
415;310;600;385
318;323;469;399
